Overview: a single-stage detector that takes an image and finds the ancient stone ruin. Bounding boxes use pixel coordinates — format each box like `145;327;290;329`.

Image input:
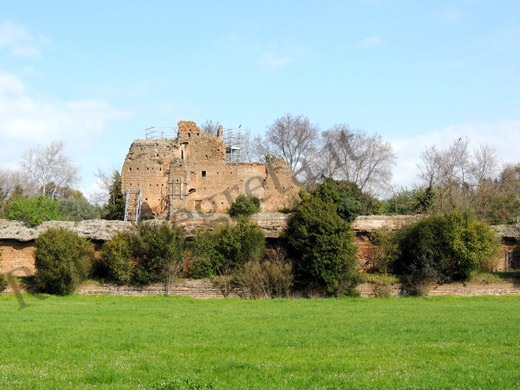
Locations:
121;121;301;219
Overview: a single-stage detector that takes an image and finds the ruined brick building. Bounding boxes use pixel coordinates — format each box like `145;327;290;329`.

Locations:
121;121;301;218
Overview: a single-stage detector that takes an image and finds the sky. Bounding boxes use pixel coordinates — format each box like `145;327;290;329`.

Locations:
1;0;519;199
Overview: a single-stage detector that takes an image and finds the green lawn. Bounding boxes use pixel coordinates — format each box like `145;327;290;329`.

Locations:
1;295;519;389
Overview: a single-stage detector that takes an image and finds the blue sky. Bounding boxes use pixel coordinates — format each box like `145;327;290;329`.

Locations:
1;0;519;197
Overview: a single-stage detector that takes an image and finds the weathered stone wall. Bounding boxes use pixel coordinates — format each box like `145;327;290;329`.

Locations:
357;282;520;298
121;121;300;215
5;279;520;299
0;216;517;277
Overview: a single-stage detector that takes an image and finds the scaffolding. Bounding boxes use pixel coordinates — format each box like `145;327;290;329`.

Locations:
124;188;142;222
166;170;194;219
145;126;177;139
223;127;243;162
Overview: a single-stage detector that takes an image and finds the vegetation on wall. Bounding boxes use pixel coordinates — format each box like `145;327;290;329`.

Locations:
228;194;261;218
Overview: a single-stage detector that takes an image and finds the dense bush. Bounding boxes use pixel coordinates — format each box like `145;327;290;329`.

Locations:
186;229;224;279
284;193;359;295
5;196;65;226
393;211;500;290
101;232;134;284
228;194;261;218
132;222;185;284
213;218;266;273
34;228;94;295
313;178;381;222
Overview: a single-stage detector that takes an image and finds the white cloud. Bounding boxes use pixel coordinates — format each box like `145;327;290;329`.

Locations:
0;68;127;173
390;119;520;189
0;20;49;58
358;35;383;47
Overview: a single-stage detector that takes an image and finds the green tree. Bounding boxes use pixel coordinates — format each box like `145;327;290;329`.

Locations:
228;194;261;218
284;192;359;295
4;196;66;226
313;178;381;222
103;171;125;220
34;228;94;295
58;196;102;221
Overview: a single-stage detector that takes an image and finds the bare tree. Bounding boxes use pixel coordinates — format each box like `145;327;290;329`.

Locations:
320;124;396;196
0;169;37;203
200;120;221;136
418;138;499;212
21;141;79;199
264;114;320;182
241;129;265;163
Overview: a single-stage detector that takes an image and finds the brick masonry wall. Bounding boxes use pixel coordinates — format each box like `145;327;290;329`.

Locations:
0;240;36;276
121;121;300;216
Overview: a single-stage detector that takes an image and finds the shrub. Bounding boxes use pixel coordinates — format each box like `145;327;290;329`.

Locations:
132;222;185;284
5;196;65;226
34;228;94;294
235;251;293;300
213;218;266;273
228;194;261;218
186;229;224;279
101;232;134;284
236;261;271;299
0;274;7;292
393;211;500;288
263;248;293;298
283;193;359;295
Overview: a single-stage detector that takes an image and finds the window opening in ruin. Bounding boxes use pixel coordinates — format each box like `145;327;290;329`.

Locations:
202;171;207;178
181;150;184;159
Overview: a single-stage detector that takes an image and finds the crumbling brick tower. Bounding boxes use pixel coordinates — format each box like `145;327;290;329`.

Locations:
121;121;300;217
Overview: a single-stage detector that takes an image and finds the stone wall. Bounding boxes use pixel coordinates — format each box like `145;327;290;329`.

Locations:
0;216;517;277
121;121;300;216
357;282;520;298
5;279;520;299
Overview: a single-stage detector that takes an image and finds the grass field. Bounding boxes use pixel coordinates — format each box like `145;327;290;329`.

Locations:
1;295;520;389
